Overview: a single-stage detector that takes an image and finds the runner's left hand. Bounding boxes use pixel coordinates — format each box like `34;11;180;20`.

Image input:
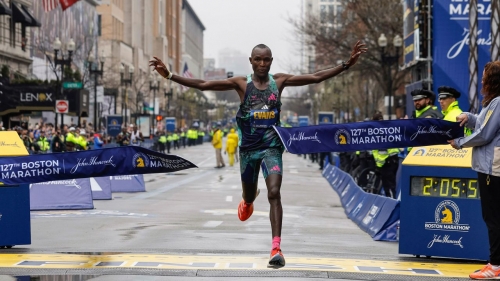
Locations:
345;41;368;67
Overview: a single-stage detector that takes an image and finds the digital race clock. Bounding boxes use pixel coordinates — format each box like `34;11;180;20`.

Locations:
410;176;479;199
400;145;488;261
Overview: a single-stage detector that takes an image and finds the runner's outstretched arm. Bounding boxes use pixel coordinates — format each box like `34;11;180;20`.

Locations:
278;41;367;88
149;57;242;92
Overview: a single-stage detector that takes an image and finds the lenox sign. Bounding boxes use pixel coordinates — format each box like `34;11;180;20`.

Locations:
20;92;53;102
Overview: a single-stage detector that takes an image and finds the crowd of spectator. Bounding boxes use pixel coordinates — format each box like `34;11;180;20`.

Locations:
1;120;108;154
0;119;217;155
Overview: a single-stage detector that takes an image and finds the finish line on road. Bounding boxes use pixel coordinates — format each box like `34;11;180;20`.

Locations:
0;253;481;278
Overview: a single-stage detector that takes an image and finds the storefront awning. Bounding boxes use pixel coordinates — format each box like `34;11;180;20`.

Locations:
12;2;41;27
0;0;12;16
21;5;41;27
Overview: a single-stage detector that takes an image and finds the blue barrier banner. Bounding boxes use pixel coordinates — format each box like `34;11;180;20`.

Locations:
0;184;31;246
372;220;399;242
322;164;334;178
30;179;94;210
107;115;123;137
359;196;398;237
335;173;353;195
0;146;197;185
91;177;112;200
339;180;363;207
273;119;463;154
327;167;344;190
343;186;367;217
350;193;377;229
110;174;146;192
322;163;400;242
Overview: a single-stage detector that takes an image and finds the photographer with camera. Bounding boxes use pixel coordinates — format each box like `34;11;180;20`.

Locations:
51;129;66;152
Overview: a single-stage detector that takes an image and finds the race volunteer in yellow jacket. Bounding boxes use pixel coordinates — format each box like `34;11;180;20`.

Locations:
226;128;239;166
212;125;225;168
372;148;400;199
371;112;399;198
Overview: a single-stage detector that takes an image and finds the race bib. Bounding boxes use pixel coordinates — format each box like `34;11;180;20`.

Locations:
251;108;278;128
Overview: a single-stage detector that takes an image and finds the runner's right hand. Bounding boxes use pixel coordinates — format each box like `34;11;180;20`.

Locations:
149;56;171;79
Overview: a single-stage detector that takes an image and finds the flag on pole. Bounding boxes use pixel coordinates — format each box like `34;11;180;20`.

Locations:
59;0;79;11
181;62;194;92
42;0;59;12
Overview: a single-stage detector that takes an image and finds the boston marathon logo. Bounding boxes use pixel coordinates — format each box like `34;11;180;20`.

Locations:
132;153;149;168
412;148;427;156
109;119;121;128
425;200;470;232
334;129;351;145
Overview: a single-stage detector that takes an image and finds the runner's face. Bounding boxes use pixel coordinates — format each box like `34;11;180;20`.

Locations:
250;48;273;78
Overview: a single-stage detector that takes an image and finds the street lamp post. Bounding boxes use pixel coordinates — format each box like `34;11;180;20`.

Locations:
195;97;200;121
198;98;203;120
378;33;402;120
53;37;75;130
149;73;159;126
88;51;104;132
163;82;173;117
120;64;134;125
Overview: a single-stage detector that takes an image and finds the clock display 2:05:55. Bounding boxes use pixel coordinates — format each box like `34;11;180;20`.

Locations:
410;176;480;199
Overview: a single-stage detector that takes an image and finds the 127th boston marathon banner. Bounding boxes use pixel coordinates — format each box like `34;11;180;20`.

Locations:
273;119;464;154
0;146;197;185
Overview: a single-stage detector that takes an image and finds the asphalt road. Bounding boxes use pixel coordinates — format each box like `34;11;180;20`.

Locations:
0;142;479;280
20;143;396;256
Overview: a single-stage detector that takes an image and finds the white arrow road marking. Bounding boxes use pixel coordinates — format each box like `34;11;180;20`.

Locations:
203;221;223;227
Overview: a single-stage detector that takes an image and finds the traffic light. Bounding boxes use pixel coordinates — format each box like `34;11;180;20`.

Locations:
156;115;163;121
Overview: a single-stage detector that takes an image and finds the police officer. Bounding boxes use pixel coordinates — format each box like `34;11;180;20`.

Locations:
410;89;443;119
437;86;463;121
438;86;472;136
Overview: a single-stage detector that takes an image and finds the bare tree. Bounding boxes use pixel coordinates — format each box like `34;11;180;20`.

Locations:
290;0;408;118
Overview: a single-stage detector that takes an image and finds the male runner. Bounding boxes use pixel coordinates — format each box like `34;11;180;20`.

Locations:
149;41;367;267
